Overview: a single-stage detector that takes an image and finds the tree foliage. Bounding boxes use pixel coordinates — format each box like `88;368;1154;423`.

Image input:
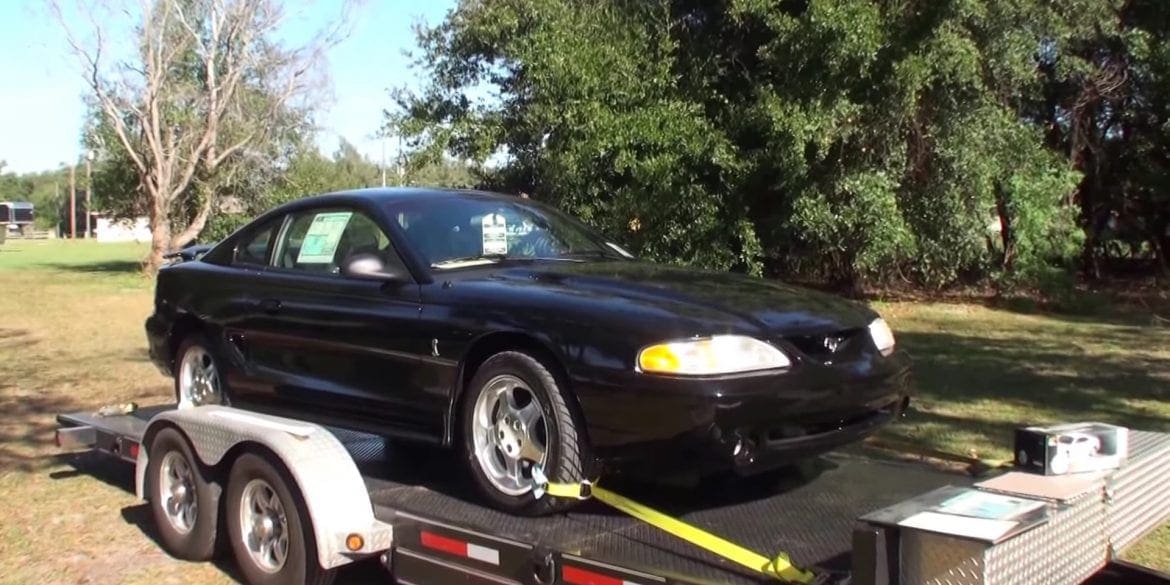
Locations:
393;0;1170;290
200;138;479;241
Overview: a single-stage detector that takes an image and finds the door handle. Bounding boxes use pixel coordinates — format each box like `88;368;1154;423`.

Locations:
258;298;282;314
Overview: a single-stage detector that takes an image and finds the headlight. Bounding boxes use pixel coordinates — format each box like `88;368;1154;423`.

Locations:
868;318;895;356
637;335;791;376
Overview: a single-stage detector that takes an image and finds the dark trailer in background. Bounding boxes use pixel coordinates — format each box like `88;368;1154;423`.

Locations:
0;201;35;236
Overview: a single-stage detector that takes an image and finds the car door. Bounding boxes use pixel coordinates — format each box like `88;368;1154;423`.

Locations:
238;205;442;440
211;213;288;402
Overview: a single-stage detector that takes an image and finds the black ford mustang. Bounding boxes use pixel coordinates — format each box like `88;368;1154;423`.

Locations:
146;188;911;514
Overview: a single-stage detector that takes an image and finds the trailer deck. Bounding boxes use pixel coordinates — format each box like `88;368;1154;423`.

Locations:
357;434;964;583
58;404;965;584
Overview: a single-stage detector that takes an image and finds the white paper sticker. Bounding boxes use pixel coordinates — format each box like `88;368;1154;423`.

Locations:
297;212;353;264
481;213;508;255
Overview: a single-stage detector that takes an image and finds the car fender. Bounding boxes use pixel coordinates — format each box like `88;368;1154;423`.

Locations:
137;405;392;569
445;328;584;442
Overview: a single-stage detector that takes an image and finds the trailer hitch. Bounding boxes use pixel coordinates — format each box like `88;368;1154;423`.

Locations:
532;466;822;585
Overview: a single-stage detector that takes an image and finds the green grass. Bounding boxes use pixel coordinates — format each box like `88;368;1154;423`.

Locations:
0;239;152;291
873;301;1170;462
0;239;149;269
0;239;1166;579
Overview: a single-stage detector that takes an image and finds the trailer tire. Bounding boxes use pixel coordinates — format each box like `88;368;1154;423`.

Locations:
146;427;221;561
225;452;335;585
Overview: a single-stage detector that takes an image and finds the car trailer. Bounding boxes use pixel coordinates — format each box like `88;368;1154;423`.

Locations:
56;404;1170;585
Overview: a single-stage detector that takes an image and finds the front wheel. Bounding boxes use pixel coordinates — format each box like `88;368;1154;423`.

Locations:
461;351;590;515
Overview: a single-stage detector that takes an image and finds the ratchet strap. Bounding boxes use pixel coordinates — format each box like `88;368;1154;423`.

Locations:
532;468;818;584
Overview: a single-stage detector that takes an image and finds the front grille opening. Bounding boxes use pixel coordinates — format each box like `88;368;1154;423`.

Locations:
757;411;882;445
785;327;865;361
755;399;903;446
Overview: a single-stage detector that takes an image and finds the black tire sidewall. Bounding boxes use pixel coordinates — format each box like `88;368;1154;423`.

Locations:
173;333;230;406
460;351;585;514
146;427;220;561
225;452;331;585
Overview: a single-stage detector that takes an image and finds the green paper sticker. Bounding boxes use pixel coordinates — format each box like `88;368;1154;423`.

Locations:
297;212;353;264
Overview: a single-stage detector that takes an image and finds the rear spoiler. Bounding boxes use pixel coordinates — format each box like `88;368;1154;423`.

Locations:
164;244;214;263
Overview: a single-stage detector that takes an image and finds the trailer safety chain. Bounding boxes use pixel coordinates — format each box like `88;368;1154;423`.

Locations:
532;467;819;585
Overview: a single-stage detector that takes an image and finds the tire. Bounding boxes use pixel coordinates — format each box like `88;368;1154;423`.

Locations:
146;427;222;561
225;452;335;585
460;351;590;515
174;332;230;408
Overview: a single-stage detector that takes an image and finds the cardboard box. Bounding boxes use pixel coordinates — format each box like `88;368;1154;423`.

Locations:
1014;422;1129;475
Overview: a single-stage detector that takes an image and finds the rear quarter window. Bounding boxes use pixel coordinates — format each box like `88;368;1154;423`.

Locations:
234;219;281;266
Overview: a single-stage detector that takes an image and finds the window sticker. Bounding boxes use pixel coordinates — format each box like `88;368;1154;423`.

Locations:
482;213;508;255
297;211;353;263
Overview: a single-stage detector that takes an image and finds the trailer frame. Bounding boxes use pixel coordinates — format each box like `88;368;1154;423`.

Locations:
56;404;1170;585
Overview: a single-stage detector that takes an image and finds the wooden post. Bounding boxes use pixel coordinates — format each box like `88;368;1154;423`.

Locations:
69;164;76;239
85;156;92;239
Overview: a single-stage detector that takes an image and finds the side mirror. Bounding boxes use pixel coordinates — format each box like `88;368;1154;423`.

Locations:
341;253;407;282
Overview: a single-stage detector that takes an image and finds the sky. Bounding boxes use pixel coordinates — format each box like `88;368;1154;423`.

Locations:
0;0;456;175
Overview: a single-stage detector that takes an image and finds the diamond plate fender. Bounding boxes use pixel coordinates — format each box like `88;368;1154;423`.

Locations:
134;405;393;570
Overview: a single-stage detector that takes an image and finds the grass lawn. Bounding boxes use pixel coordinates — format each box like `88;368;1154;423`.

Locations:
0;239;1167;582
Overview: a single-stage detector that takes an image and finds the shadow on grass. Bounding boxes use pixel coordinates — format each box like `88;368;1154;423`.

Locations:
45;260;142;274
890;328;1170;455
0;387;87;472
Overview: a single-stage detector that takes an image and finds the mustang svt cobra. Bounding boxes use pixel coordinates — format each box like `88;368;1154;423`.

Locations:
145;188;912;514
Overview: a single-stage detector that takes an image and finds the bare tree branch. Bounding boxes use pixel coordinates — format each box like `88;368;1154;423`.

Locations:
51;0;359;272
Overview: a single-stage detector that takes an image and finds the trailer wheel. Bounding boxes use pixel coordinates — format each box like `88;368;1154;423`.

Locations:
226;452;335;585
146;427;221;561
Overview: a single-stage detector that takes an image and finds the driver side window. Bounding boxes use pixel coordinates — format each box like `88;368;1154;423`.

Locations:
272;208;406;277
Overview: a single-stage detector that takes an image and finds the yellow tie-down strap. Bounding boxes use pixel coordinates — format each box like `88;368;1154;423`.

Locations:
536;471;818;584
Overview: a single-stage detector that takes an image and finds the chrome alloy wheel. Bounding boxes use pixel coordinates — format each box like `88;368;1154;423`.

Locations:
471;374;549;496
239;479;289;574
159;451;198;534
178;346;222;407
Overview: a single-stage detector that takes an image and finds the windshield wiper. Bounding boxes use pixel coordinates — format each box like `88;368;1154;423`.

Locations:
561;249;616;259
430;254;509;269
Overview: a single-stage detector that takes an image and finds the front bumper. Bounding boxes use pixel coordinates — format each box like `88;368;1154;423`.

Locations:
575;350;913;476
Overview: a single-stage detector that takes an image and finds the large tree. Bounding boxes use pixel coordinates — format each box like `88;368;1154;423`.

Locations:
393;0;1147;290
55;0;352;272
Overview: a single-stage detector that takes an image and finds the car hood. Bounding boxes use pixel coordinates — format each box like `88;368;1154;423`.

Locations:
479;260;877;336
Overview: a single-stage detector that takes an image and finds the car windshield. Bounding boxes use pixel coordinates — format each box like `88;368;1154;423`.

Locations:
386;196;629;268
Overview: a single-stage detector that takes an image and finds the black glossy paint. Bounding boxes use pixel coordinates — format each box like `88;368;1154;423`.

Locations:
146;188;912;476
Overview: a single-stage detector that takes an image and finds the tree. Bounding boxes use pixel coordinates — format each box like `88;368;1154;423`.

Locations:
201;137;382;241
393;0;1100;291
55;0;353;272
0;162;35;201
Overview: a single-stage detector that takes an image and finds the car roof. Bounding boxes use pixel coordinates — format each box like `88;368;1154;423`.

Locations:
260;187;531;218
315;187;521;204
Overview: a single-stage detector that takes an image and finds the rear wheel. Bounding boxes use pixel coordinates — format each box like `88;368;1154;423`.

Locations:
175;333;228;408
146;427;221;561
461;351;589;515
225;452;335;585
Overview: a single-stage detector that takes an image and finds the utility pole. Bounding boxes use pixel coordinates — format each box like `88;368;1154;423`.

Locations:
69;163;76;239
85;151;94;239
397;134;405;186
380;133;387;187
